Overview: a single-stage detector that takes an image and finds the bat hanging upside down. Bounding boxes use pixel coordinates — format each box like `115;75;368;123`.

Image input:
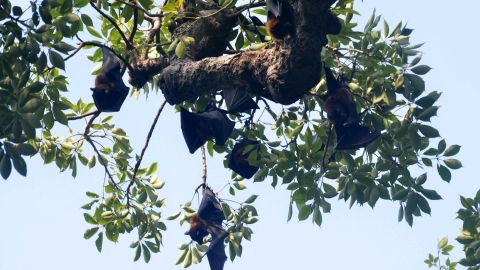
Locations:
185;186;228;270
90;47;129;112
266;0;294;40
323;66;380;150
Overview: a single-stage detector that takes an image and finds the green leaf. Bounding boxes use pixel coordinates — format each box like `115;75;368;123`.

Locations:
0;154;12;179
420;189;442;200
18;143;37;156
143;244;151;263
415;173;427;185
298;204;311;221
83;213;97;224
410;65;432;75
416;106;438;122
145;163;158;175
133;245;142;261
84;227;99;239
27;81;45;93
444;145;461;157
438;237;448;249
95;232;103;252
12;155;27;176
437;139;446;153
81;13;93;26
49;50;65;70
175;248;188;265
443;159;462;170
415;91;441;108
418;125;440;138
175;41;187;58
392;189;409;201
183;249;192;268
167;211;181;220
244;195;258;204
437;165;451;182
416;194;431;214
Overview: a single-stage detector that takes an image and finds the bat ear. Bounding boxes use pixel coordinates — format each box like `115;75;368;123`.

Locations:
324;66;340;93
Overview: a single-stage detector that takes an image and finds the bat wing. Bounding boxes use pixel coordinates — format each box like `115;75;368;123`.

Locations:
324;66;342;95
92;48;129;112
198;110;234;146
188;227;209;244
181;108;212;154
266;0;282;18
92;87;129;112
206;231;228;270
335;123;380;150
101;47;121;78
223;89;259;114
198;187;225;224
228;139;260;179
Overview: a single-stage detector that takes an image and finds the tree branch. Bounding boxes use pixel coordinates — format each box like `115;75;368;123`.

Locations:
89;1;133;50
159;0;340;105
126;100;168;207
201;145;207;186
68;110;99;121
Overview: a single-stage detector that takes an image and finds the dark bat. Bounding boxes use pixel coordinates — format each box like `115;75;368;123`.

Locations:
323;66;380;150
266;0;294;40
180;108;235;154
90;47;129;112
185;186;227;270
228;139;260;179
222;89;259;114
335;123;380;150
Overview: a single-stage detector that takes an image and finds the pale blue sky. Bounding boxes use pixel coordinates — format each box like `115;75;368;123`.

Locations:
1;1;479;270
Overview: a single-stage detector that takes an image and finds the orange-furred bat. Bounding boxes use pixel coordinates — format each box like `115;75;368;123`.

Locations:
90;47;129;112
266;0;294;39
324;66;380;150
185;186;227;270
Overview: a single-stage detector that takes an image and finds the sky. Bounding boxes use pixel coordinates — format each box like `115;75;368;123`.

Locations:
1;1;480;270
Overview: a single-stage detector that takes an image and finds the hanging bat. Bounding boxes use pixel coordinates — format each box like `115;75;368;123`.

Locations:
181;108;235;154
90;47;129;112
222;89;259;114
323;66;380;150
185;186;228;270
228;139;260;179
266;0;294;39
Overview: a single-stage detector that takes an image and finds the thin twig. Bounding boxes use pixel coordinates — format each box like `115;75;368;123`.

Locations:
89;1;133;50
84;111;101;137
74;41;134;71
68;110;99;121
126;100;168;206
127;0;138;45
233;0;266;15
320;124;333;174
201;145;207;186
82;112;121;190
113;0;163;18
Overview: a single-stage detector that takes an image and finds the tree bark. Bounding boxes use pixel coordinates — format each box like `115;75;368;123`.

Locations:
132;0;341;105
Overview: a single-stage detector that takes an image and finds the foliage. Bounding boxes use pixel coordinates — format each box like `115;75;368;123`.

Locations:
424;236;457;270
0;0;461;267
430;192;480;269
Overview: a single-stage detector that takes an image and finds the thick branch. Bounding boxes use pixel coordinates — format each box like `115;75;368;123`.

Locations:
158;0;340;105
